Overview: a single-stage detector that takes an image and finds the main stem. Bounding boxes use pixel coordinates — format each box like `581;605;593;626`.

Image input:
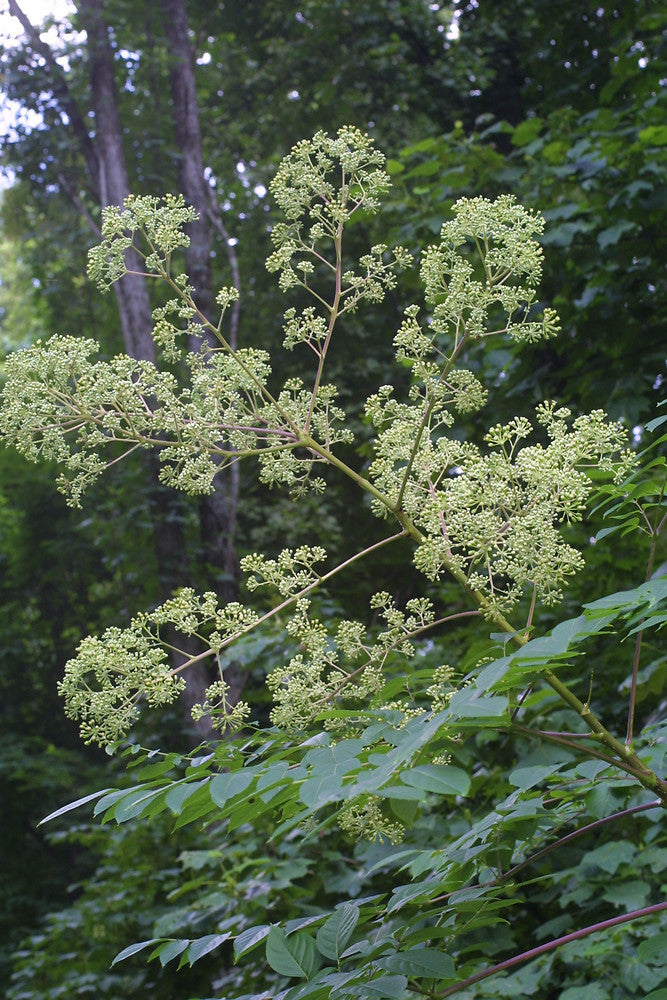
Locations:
301;432;667;803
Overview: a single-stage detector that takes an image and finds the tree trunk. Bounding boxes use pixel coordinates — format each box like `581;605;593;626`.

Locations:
162;0;240;600
161;0;244;710
9;0;222;740
77;0;156;363
162;0;214;323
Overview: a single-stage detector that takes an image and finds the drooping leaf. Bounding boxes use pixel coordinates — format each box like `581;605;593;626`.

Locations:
39;787;113;826
111;939;162;966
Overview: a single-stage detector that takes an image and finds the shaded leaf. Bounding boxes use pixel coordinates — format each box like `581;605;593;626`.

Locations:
266;927;319;979
315;904;359;961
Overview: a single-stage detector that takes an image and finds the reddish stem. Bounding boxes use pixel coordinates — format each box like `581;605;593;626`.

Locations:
437;902;667;997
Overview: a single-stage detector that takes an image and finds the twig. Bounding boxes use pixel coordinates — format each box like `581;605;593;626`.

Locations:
436;902;667;997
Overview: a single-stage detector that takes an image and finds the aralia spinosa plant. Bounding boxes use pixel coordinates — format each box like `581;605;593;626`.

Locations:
1;127;666;998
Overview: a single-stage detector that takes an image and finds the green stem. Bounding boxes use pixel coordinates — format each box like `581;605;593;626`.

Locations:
538;669;667;800
304;221;343;434
394;333;469;512
168;530;408;677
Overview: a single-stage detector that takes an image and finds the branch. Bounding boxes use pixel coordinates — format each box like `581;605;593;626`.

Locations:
437;902;667;997
504;799;661;883
205;181;241;351
57;174;101;236
7;0;100;198
168;530;409;677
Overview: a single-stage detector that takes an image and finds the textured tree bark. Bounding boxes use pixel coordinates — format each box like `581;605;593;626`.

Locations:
76;0;156;364
162;0;244;711
161;0;240;601
10;0;216;740
161;0;214;324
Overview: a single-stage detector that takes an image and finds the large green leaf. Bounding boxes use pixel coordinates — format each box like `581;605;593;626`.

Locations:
383;947;455;980
315;904;359;961
265;927;320;979
400;764;470;797
209;769;255;806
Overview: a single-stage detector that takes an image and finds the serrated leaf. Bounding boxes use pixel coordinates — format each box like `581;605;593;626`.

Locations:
266;927;319;979
315;904;359;961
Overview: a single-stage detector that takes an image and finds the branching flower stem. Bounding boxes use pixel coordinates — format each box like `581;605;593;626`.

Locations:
394;333;469;513
167;530;408;679
504;799;660;881
302;431;667;800
304;221;343;435
135;261;303;438
326;609;481;701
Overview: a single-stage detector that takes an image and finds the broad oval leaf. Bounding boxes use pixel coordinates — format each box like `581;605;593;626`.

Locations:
383;947;455;981
210;770;254;807
266;927;319;979
401;765;470;797
315;903;359;961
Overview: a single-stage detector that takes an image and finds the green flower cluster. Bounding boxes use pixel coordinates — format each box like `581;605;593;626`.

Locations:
60;588;259;745
338;793;404;845
421;195;560;345
371;400;629;608
266;592;440;732
241;545;328;597
88;193;197;291
0;128;635;746
190;679;251;734
59;627;184;746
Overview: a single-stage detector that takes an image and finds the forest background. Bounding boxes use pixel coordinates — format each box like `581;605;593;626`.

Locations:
0;1;665;998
